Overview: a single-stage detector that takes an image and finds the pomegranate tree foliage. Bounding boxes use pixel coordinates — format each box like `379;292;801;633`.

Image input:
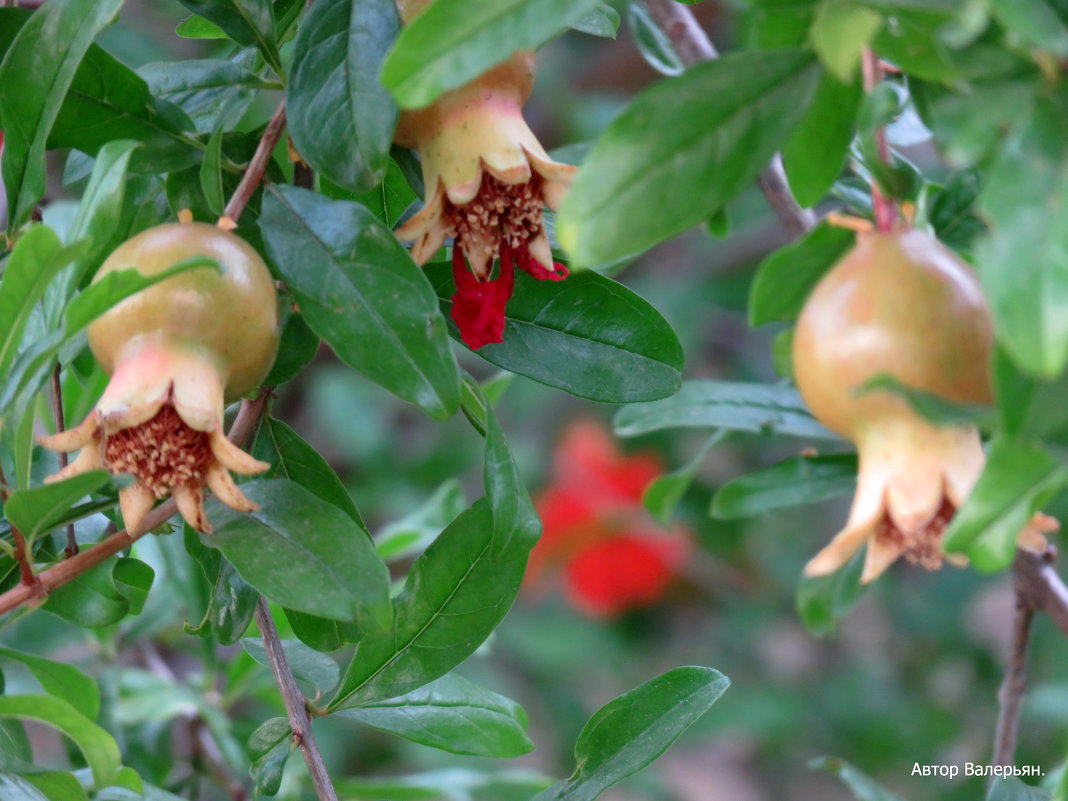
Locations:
0;0;1065;799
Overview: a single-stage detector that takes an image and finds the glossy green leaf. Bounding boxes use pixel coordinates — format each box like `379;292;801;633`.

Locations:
376;479;466;561
203;479;392;626
199;126;225;216
976;97;1068;378
614;381;839;440
481;386;541;557
327;158;419;229
809;755;905;801
796;550;866;636
183;525;258;645
20;771;89;801
287;0;399;192
248;717;292;798
0;0;123;231
429;265;683;403
176;14;229;39
712;453;857;520
3;470;112;545
381;0;601;108
242;637;340;695
330;501;528;709
573;1;620;38
176;0;281;72
942;437;1067;571
112;558;154;616
628;3;683;75
0;773;50;801
872;8;958;82
748;221;853;326
283;608;360;654
251;417;365;528
339;673;534;758
925;168;985;251
260;185;461;420
139;56;272;134
810;0;882;82
262;303;319;386
989;0;1068;56
0;648;100;720
45;559;129;628
557;50;820;266
783;72;862;208
0;695;121;788
534;667;729;801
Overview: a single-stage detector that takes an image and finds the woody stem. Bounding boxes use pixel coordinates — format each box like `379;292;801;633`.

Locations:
861;47;896;233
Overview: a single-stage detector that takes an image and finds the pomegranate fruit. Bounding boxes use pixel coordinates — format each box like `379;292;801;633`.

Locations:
793;227;1051;583
392;0;575;349
40;221;280;534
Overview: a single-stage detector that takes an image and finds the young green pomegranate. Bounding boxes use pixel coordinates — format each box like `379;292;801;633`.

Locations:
793;227;1051;583
392;0;575;349
40;221;280;534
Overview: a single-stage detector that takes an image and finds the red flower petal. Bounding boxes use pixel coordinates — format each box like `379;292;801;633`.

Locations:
450;244;515;350
552;420;663;504
516;247;569;282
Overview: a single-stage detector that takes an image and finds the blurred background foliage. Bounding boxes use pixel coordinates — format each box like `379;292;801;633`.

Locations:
5;1;1068;800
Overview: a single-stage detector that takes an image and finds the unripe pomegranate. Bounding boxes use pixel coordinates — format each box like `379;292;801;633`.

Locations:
793;227;1051;583
40;221;280;534
392;0;575;349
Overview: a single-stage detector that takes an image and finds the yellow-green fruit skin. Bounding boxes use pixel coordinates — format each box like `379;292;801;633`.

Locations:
87;222;280;401
792;229;993;440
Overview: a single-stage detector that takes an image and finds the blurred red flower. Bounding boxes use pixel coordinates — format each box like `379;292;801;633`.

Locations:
526;420;691;617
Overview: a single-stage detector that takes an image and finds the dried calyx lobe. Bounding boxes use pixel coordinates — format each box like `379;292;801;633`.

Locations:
392;0;576;349
40;222;280;534
792;227;1055;584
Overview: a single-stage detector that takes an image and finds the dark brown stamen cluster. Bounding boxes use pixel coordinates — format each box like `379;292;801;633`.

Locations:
875;497;956;571
104;405;213;497
443;173;545;269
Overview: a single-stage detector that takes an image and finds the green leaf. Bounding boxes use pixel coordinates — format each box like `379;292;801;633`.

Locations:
330;500;528;709
572;1;620;38
942;437;1067;571
139;56;272;135
429;265;683;403
248;717;292;798
995;347;1068;438
44;558;129;628
480;386;541;556
112;557;154;616
614;380;839;440
199;126;225;216
335;768;553;801
810;0;883;82
203;479;392;627
283;608;360;654
183;525;258;645
20;771;89;801
0;649;100;720
748;221;853;326
987;777;1050;801
989;0;1068;56
557;50;820;267
856;374;996;429
628;3;683;75
176;14;229;39
0;225;75;376
381;0;601;108
251;417;365;529
796;550;866;636
176;0;281;72
976;96;1068;378
262;303;320;386
782;72;862;208
809;756;905;801
241;637;340;695
0;0;123;231
643;433;725;526
260;185;461;421
326;158;419;229
0;773;50;801
712;453;857;520
3;470;112;545
376;479;467;561
287;0;399;192
338;673;534;758
0;695;121;788
534;667;730;801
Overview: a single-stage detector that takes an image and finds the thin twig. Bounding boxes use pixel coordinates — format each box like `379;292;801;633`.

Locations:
861;48;897;233
641;0;816;237
991;593;1034;775
1014;548;1068;638
50;365;78;557
9;525;38;589
254;598;339;801
223;103;288;223
0;393;269;616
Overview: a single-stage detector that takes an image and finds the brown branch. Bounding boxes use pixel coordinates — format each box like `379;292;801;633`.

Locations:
861;48;897;233
991;593;1033;773
641;0;816;237
254;598;339;801
223;103;288;224
1013;548;1068;639
0;392;269;616
50;364;78;557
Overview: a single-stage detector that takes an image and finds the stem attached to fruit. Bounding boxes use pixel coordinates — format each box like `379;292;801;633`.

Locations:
641;0;816;238
861;47;897;233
